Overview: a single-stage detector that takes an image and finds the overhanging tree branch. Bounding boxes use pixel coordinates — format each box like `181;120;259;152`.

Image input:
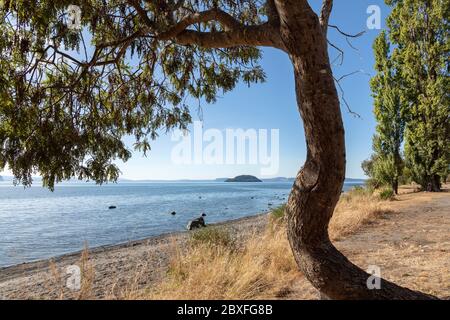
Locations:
127;1;285;50
158;8;242;37
171;24;285;50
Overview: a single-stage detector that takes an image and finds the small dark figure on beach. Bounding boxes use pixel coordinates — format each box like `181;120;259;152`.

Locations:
187;215;206;230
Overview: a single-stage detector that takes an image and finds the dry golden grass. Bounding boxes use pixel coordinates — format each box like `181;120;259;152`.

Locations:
141;224;298;300
330;188;393;241
47;244;95;300
78;247;95;299
126;187;393;300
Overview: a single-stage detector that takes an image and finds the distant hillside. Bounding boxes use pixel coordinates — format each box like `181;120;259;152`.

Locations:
0;175;14;182
344;178;367;182
225;175;262;182
261;177;294;182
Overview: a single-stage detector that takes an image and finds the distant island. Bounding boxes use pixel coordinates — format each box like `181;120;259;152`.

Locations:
225;175;262;182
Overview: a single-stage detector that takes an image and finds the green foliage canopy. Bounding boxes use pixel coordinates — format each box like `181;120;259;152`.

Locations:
370;30;406;192
386;0;449;190
0;0;268;189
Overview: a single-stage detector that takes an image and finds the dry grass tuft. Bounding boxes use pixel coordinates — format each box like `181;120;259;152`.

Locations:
46;244;95;300
142;224;299;300
330;187;394;241
78;246;95;299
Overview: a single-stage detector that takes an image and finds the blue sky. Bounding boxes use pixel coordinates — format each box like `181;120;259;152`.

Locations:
1;1;391;181
117;0;391;180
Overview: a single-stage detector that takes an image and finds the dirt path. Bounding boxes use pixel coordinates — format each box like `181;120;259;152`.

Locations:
290;188;450;299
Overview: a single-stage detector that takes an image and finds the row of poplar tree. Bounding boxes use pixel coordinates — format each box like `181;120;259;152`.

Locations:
363;0;449;193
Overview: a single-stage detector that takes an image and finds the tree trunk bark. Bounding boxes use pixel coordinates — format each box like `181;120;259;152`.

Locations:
431;175;441;192
393;152;401;195
425;175;441;192
392;179;399;195
276;1;437;300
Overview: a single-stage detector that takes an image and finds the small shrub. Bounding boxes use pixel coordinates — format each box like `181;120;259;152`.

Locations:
341;185;373;203
365;178;381;190
350;185;368;195
189;226;234;248
379;188;395;201
270;204;286;222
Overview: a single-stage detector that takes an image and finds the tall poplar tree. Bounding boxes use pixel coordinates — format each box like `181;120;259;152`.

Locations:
370;31;405;194
386;0;449;192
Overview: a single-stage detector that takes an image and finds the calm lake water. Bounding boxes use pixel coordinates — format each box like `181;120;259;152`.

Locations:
0;180;364;267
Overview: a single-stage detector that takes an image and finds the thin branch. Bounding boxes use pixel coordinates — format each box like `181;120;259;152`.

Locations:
336;69;370;82
327;40;344;65
327;25;366;64
127;0;155;28
158;8;242;39
333;74;362;118
320;0;333;35
328;24;365;38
